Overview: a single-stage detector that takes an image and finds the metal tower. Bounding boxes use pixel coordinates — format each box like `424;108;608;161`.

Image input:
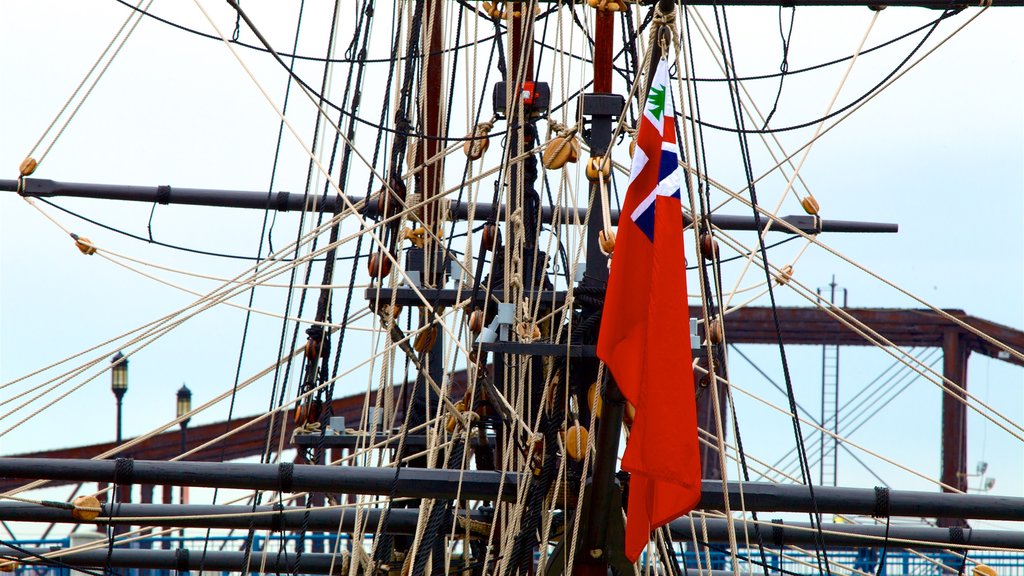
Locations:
818;276;847;487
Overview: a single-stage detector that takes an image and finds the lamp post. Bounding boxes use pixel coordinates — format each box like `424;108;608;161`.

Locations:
110;352;128;444
176;384;191;542
176;384;191;455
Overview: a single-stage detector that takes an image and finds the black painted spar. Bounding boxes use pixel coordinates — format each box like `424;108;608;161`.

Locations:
0;547;351;574
0;178;897;234
0;502;434;533
2;458;1023;521
669;517;1024;550
2;501;1022;550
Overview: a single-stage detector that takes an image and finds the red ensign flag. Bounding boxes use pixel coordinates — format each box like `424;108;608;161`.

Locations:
596;57;701;561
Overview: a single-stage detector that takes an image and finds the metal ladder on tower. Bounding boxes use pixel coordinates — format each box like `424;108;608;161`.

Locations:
820;341;840;487
818;276;847;487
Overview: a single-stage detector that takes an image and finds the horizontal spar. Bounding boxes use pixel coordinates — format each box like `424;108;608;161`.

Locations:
700;482;1024;522
0;547;357;574
0;502;488;534
0;548;771;576
670;517;1024;550
463;205;897;234
3;459;1024;521
1;178;895;233
5;500;1022;551
0;459;520;502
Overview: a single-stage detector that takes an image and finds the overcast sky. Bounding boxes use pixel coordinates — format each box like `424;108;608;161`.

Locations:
1;0;1022;536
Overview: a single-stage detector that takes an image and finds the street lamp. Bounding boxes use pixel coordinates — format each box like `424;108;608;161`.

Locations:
176;384;191;541
176;384;191;450
110;351;128;444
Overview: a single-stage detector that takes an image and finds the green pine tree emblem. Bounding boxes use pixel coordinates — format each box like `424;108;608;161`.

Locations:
647;84;666;120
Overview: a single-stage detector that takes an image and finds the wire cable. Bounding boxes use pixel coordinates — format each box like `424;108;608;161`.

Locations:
683;6;961;135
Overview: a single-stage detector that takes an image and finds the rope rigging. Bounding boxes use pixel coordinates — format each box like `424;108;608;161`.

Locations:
4;2;1023;576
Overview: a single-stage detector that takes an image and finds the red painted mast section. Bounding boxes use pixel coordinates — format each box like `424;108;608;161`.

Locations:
594;11;614;94
510;7;535;86
416;0;445;237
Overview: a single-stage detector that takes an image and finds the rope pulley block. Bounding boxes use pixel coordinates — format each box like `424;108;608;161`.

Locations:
293;398;323;427
71;234;96;255
801;194;820;215
586;381;602;417
367;250;394;281
707;316;725;345
19;157;38;177
515;321;541;342
481;222;500;251
0;561;17;573
541;135;580;170
468;309;485;334
775;264;795;285
586;0;628;11
599;229;616;255
413;323;438;353
463;120;493;160
446;400;468;433
699;232;719;260
564;424;589;461
375;177;407;219
586;156;612;182
304;332;322;362
71;495;101;521
400;226;427;248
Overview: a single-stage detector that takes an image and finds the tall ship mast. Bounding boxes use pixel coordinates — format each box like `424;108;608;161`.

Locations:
0;1;1022;575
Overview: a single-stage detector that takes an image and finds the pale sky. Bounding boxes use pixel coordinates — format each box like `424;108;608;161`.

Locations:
0;0;1022;538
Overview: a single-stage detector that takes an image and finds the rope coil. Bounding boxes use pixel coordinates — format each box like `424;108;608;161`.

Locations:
771;519;785;547
156;185;171;205
113;457;134;486
278;462;295;493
